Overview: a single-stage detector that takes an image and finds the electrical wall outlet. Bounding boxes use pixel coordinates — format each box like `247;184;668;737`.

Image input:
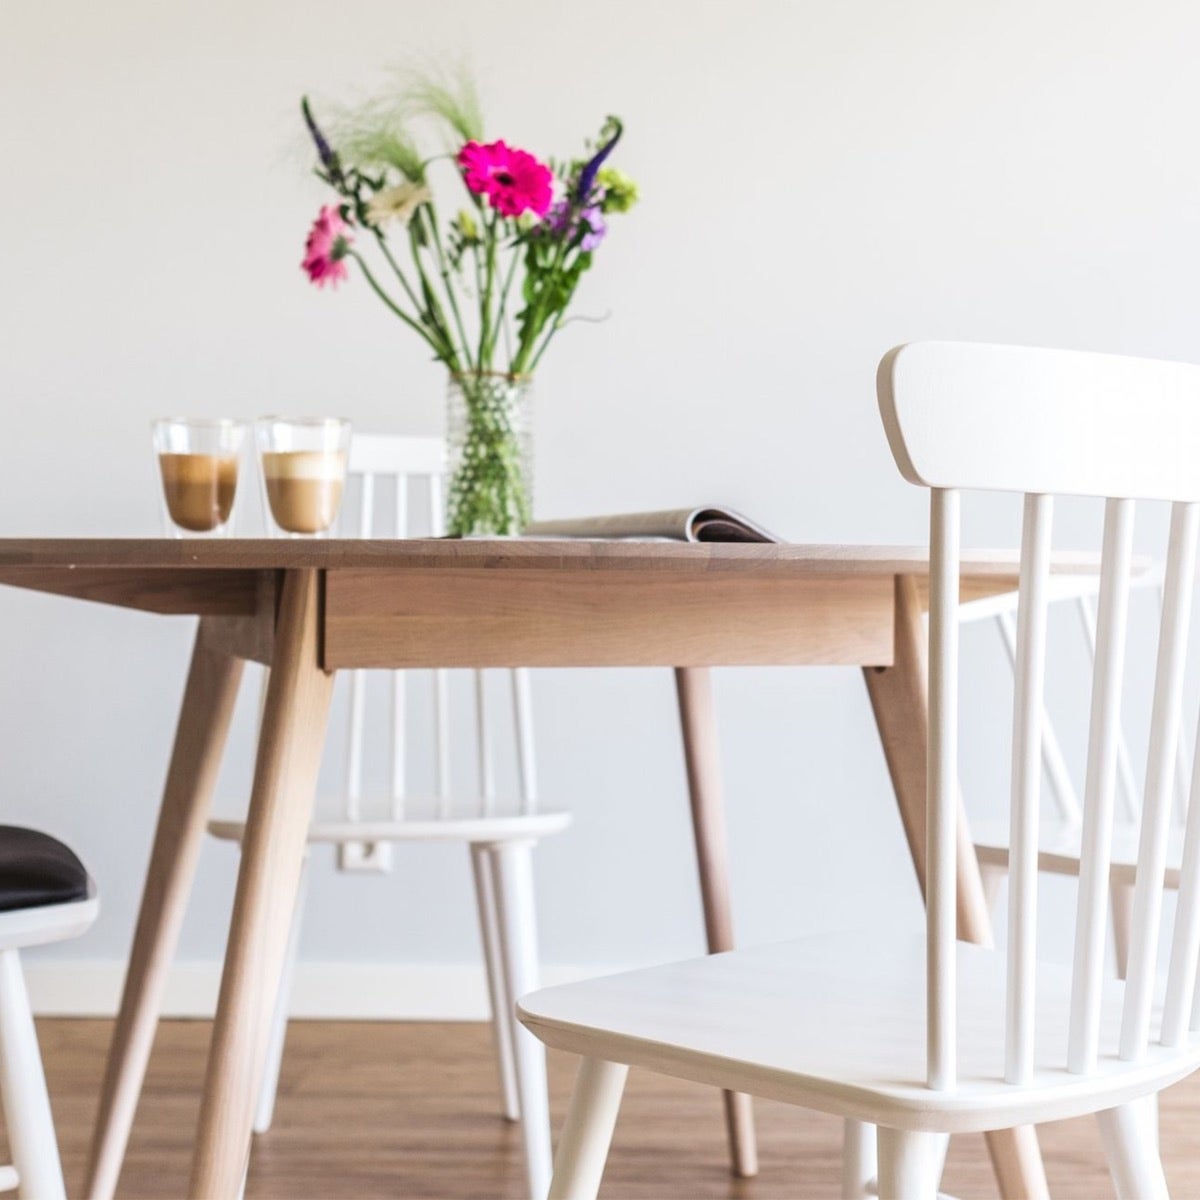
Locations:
337;840;394;873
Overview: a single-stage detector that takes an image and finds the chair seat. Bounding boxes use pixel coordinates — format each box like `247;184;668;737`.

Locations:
208;801;571;845
517;931;1200;1134
972;816;1184;887
0;827;89;912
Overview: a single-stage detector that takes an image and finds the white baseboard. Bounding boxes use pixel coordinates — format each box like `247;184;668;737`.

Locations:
23;960;616;1020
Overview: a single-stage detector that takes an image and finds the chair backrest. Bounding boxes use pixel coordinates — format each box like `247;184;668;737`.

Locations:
878;341;1200;1094
339;433;537;823
1075;585;1193;826
965;575;1188;827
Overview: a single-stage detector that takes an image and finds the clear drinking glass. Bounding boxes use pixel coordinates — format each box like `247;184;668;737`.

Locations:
256;417;352;536
152;419;246;537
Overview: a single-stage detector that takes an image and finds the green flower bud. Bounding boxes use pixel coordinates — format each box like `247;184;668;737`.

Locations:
597;167;639;214
455;209;480;242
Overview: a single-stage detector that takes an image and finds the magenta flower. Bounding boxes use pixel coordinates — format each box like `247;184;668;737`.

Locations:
302;205;353;288
457;140;553;218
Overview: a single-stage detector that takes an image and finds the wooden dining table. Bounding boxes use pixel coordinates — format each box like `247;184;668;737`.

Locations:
0;536;1094;1199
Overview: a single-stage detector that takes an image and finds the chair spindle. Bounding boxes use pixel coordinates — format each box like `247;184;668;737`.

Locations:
1005;493;1053;1085
1068;498;1136;1074
997;612;1081;824
928;487;960;1091
512;668;538;815
1161;707;1200;1043
1119;501;1200;1060
390;671;406;821
1077;594;1141;823
475;671;496;816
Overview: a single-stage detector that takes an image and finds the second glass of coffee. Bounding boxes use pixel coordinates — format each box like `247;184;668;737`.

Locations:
153;419;245;536
256;417;351;536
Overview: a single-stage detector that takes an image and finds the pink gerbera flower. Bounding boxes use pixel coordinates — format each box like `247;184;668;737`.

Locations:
302;204;353;288
457;140;553;218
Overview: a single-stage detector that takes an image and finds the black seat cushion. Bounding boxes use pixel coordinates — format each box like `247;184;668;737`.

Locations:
0;827;89;912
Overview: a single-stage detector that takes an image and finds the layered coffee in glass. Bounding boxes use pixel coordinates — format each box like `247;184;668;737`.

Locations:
256;417;351;536
153;418;245;536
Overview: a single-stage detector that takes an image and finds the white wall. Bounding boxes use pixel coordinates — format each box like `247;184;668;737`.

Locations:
1;0;1198;1013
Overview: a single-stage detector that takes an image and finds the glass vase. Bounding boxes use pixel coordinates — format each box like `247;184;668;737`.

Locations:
445;372;533;537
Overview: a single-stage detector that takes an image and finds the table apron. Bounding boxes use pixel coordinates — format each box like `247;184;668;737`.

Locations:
321;568;896;669
0;567;270;616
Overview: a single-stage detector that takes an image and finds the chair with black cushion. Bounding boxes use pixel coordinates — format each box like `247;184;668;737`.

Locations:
0;826;97;1200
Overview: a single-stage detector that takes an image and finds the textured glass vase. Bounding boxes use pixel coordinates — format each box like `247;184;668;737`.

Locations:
445;372;533;537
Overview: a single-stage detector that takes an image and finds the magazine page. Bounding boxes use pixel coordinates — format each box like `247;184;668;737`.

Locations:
523;507;779;543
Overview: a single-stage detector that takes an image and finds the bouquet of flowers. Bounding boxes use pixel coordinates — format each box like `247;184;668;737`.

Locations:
299;74;638;535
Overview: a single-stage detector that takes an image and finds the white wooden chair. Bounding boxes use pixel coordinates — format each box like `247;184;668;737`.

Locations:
518;342;1200;1200
207;434;570;1200
0;827;98;1200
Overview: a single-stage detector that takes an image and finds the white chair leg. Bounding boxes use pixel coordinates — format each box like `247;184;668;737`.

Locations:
548;1058;628;1200
253;851;310;1134
1144;1092;1161;1154
842;1119;877;1199
489;840;553;1200
0;948;66;1200
469;843;520;1121
876;1127;941;1200
929;1132;951;1192
1097;1102;1169;1200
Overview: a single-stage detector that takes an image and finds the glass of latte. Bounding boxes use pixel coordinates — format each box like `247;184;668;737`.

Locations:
153;419;246;536
256;417;351;536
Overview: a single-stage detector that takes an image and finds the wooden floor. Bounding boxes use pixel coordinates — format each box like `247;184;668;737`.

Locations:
24;1018;1200;1198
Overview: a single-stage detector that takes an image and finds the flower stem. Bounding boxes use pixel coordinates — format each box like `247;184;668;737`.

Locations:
512;239;570;374
423;202;475;372
490;237;521;367
527;317;562;373
399;225;461;370
349;251;443;355
477;211;499;370
471;240;486;353
370;231;426;320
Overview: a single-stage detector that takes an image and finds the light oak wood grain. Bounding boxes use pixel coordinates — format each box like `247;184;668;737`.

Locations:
84;620;245;1200
201;574;280;665
0;568;263;615
0;536;1104;575
189;570;334;1197
323;569;896;668
675;667;758;1179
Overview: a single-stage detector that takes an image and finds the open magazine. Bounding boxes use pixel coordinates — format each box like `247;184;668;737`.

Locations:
523;507;780;543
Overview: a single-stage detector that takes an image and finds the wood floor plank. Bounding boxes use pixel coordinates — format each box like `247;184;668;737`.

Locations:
24;1018;1195;1198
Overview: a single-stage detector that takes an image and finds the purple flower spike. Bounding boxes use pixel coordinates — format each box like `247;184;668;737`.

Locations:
575;118;622;202
302;96;342;184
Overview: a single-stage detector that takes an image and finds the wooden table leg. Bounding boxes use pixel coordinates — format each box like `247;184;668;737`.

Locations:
84;619;244;1200
674;666;759;1179
863;575;1049;1200
189;570;334;1198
